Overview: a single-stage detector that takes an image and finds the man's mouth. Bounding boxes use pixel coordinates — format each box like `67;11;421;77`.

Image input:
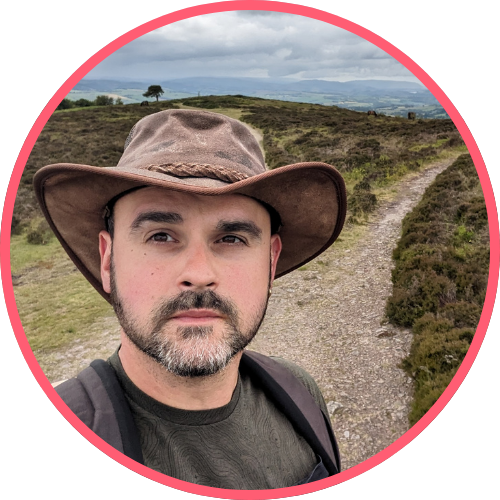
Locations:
169;309;224;324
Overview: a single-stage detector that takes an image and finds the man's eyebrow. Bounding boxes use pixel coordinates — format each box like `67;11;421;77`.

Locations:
130;211;183;231
216;220;262;240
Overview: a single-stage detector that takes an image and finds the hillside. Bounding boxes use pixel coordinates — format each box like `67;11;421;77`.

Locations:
13;95;463;227
9;96;476;468
13;158;460;471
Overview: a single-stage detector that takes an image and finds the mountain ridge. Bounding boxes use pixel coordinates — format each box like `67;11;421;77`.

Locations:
69;77;445;118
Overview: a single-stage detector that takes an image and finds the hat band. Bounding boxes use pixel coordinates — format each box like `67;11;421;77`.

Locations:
140;163;249;183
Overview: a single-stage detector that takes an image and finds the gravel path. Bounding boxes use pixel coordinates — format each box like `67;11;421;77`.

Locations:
250;157;455;469
38;157;456;469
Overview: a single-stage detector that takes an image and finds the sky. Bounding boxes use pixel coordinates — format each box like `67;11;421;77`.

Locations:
86;11;418;82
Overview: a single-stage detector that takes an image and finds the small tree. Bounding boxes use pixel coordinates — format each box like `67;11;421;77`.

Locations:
57;98;74;110
94;95;114;106
74;98;93;107
115;97;124;105
143;85;164;102
26;220;54;245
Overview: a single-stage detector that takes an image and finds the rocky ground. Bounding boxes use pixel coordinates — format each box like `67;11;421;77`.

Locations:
36;157;455;470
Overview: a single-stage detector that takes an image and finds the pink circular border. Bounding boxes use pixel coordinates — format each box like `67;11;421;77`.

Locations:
0;1;498;499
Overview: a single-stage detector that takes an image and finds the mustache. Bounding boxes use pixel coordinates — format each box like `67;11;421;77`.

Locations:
151;290;239;331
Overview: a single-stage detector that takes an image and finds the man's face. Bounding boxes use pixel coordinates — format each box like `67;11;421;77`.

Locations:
99;188;282;377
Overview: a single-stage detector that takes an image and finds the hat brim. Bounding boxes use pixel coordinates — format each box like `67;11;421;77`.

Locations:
34;162;346;302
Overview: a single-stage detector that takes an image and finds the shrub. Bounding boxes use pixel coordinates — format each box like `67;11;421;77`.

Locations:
353;178;371;191
349;188;377;216
456;197;488;229
407;371;455;424
439;302;482;328
386;154;487;425
26;230;44;244
26;220;54;245
74;98;94;107
453;225;474;245
408;326;467;375
11;215;24;235
412;313;453;335
386;273;456;326
94;95;114;106
345;152;372;169
56;98;74;110
355;138;381;151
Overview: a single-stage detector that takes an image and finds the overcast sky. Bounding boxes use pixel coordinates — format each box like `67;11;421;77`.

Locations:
86;11;418;82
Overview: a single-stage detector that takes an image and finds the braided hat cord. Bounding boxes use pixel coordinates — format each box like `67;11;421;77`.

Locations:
141;163;249;183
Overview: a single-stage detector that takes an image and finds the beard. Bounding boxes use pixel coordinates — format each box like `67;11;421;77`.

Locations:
109;257;270;378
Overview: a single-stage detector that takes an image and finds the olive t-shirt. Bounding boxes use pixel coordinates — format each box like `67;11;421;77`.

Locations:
108;349;329;489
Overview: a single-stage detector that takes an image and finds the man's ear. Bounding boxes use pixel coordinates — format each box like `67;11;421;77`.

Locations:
269;234;282;283
99;230;112;294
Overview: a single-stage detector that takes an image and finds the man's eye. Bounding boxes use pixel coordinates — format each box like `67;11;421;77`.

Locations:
219;235;245;244
150;232;175;243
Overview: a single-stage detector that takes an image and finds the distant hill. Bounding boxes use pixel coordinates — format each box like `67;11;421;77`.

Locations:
69;77;446;118
73;79;148;91
16;94;463;229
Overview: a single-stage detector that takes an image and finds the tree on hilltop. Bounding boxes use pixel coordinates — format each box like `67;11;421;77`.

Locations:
143;85;164;102
74;98;93;107
94;95;114;106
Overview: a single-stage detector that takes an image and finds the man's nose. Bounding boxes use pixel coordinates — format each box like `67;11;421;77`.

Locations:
177;242;218;291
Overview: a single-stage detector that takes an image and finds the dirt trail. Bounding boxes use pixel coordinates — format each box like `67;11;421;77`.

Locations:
38;157;456;469
250;157;456;468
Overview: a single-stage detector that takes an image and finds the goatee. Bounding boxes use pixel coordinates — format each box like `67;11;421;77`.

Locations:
110;260;269;377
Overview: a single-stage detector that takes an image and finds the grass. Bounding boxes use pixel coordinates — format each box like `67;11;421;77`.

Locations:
54;105;101;113
11;231;113;352
99;116;137;122
10;233;64;274
14;271;113;352
177;103;244;121
409;138;448;152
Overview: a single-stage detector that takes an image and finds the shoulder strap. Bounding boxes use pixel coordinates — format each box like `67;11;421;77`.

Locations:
55;360;144;464
241;350;340;475
57;353;339;473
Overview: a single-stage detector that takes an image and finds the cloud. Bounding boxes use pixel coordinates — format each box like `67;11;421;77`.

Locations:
87;11;417;82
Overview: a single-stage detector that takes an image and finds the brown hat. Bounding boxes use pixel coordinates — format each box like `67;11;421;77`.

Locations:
34;109;346;302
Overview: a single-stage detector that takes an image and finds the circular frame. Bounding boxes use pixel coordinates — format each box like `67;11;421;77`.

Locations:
1;1;498;499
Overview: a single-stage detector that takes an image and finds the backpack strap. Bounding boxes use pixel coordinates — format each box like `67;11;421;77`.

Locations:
57;353;339;474
241;350;340;475
55;360;144;464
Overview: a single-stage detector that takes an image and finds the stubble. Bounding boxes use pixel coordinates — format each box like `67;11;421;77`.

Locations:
109;256;270;377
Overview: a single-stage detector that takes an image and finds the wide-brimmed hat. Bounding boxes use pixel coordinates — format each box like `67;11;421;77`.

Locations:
34;109;346;302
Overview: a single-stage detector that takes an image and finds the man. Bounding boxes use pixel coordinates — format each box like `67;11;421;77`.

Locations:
34;109;346;489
